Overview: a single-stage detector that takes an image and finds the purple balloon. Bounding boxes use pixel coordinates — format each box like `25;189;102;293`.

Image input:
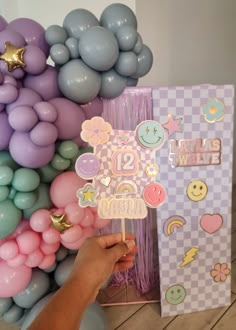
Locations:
33;102;58;122
0;104;4;112
6;88;42;114
9;131;55;168
80;97;103;119
0;112;14;150
4;76;17;87
24;45;47;75
7;18;49;56
0;30;25;53
50;98;86;140
0;61;25;79
24;66;61;101
8;105;38;132
0;16;7;32
30;122;58;147
0;71;3;84
0;83;18;104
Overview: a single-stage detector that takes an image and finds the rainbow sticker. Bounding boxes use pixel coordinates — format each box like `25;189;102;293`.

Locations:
115;180;137;196
163;215;186;237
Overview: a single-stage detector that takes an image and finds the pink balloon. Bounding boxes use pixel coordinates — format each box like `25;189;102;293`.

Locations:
93;216;111;229
76;227;97;247
50;171;86;208
13;219;31;236
80;208;94;228
6;87;42;114
61;225;82;243
62;240;81;250
40;241;60;255
65;202;85;225
42;228;60;244
38;254;56;270
24;45;47;75
0;241;18;260
33;101;58;122
7;254;26;268
30;122;58;147
16;231;41;254
80;97;103;119
30;209;51;232
24;249;44;268
0;260;32;297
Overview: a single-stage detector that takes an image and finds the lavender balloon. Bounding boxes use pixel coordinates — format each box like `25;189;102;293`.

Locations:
8;106;38;132
30;122;58;147
33;102;58;122
0;16;7;32
6;88;42;114
80;97;103;119
0;81;18;104
24;45;47;75
0;30;25;53
0;112;13;150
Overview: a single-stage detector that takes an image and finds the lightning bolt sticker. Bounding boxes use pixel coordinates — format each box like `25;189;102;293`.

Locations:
180;247;200;268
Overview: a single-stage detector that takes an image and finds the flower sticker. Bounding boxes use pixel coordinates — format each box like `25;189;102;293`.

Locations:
145;163;159;177
81;117;112;146
210;263;231;282
201;99;225;123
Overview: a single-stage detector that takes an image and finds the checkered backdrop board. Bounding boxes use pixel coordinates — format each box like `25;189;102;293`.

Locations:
153;85;234;316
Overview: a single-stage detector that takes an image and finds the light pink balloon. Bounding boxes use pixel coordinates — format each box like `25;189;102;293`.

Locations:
40;241;60;255
7;254;27;268
0;260;32;297
50;171;86;208
65;202;85;225
38;254;56;270
17;231;41;254
93;216;111;229
75;227;97;247
80;208;94;228
0;241;18;260
13;220;31;236
24;249;44;268
42;228;60;244
60;226;82;243
61;240;81;250
30;209;51;232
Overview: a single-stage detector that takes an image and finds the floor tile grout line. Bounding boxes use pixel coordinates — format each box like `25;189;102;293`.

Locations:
162;315;178;329
210;300;236;329
113;304;145;330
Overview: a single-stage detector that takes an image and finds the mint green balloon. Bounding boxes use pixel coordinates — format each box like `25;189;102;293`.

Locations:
0;166;14;185
12;168;40;192
37;164;61;183
0;151;19;170
57;141;79;160
0;199;22;239
24;184;53;219
0;186;10;202
8;187;17;200
14;191;38;210
51;154;70;171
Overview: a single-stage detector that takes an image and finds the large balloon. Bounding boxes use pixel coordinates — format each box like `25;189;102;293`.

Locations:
58;59;101;104
131;45;153;78
63;9;100;40
100;3;137;34
79;26;119;71
99;69;127;99
0;199;21;239
0;16;7;32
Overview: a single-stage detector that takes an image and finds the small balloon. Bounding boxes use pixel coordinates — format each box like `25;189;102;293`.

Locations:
99;69;127;99
131;45;153;78
0;150;19;170
80;208;94;227
50;44;70;66
42;228;60;244
0;199;22;239
0;112;14;150
54;255;75;286
14;191;38;210
133;33;143;54
0;240;18;260
65;202;85;225
17;230;41;254
115;51;138;76
0;297;12;317
65;37;80;58
0;166;13;185
7;254;26;268
45;25;68;46
0;186;9;202
30;122;58;147
0;30;26;53
3;304;24;324
57;141;79;160
38;254;56;270
80;97;103;119
60;225;82;243
8;105;38;132
24;45;47;75
127;77;138;86
33;101;58;123
24;249;44;268
30;209;51;232
12;168;40;192
37;164;61;183
116;25;138;51
40;242;60;256
56;245;68;262
51;154;70;171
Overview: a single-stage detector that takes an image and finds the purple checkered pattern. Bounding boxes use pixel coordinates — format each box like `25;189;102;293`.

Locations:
153;85;234;316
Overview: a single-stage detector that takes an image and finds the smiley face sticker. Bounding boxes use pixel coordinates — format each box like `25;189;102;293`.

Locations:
136;120;166;150
143;182;166;208
187;179;208;202
165;284;186;305
75;153;100;180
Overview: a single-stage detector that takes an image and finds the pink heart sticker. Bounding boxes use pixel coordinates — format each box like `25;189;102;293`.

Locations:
200;214;223;234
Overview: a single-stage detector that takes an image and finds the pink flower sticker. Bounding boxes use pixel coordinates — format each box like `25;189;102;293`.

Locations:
210;263;231;282
81;117;112;146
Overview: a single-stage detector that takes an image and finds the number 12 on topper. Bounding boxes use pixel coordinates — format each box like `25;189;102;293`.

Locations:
75;117;168;241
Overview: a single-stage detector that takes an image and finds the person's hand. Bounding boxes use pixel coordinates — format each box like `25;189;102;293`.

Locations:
68;233;137;301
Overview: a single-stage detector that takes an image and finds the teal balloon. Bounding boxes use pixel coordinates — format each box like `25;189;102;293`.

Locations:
65;37;80;59
131;45;153;78
56;245;68;261
12;168;40;192
0;298;13;317
45;25;68;46
3;304;24;324
23;184;53;219
0;186;9;202
50;43;70;66
133;33;143;54
8;187;17;200
14;191;38;210
114;52;137;77
0;166;13;185
0;199;22;239
51;154;71;170
80;302;108;330
0;151;19;170
99;69;127;99
54;255;76;287
37;164;61;183
13;269;50;309
116;25;138;51
57;141;79;160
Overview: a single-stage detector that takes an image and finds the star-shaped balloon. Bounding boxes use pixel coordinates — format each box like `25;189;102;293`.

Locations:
0;41;26;72
50;213;73;233
163;114;182;136
77;183;98;208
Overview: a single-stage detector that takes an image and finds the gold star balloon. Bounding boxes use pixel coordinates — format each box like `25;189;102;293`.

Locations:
0;42;26;72
50;213;73;233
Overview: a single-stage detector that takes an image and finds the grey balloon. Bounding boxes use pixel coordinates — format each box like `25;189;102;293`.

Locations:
131;45;153;78
56;245;68;261
54;255;76;287
13;269;50;309
63;9;100;40
80;301;108;330
100;3;137;34
50;44;70;65
0;297;12;317
115;51;137;77
133;33;143;54
99;69;127;99
45;25;68;46
58;59;101;104
127;77;138;86
44;261;57;273
79;26;119;71
116;25;138;51
65;37;80;58
3;304;24;324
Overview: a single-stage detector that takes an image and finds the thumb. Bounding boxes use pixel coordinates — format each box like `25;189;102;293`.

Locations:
108;240;135;262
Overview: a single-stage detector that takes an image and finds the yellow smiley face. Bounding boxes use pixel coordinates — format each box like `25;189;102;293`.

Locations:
187;180;208;202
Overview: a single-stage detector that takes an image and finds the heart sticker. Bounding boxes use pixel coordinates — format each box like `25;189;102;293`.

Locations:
200;214;223;234
100;176;111;187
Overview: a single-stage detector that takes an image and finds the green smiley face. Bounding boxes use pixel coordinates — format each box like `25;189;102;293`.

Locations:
136;121;166;150
165;284;186;305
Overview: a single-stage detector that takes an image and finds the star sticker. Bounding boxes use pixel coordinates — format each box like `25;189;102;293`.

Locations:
77;183;97;208
50;213;73;233
117;134;129;145
163;114;182;136
0;42;26;72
